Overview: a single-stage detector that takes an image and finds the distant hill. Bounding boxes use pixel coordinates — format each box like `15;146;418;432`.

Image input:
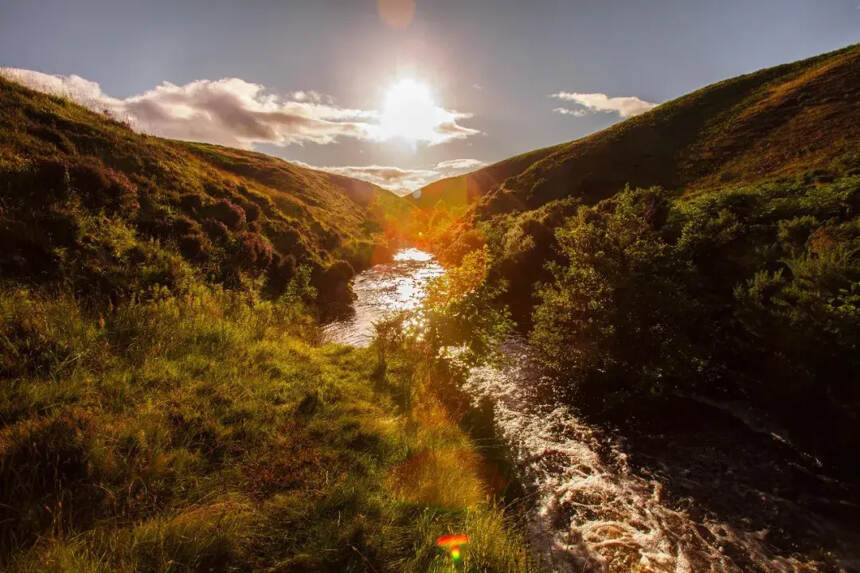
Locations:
417;44;859;223
414;145;556;215
0;75;404;305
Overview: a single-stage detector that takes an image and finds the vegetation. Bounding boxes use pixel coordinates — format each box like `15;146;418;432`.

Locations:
0;284;531;571
528;172;859;457
412;45;860;472
0;74;409;314
0;77;532;570
2;40;859;570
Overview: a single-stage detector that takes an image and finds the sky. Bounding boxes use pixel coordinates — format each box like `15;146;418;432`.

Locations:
1;0;857;193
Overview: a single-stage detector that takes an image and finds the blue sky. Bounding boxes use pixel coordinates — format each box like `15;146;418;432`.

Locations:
1;0;857;192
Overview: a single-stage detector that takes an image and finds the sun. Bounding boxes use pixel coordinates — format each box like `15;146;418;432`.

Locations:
378;78;441;144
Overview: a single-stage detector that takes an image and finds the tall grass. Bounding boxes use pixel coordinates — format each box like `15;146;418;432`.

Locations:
0;284;535;571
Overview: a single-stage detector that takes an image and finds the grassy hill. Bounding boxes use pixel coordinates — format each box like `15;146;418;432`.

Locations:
417;44;858;227
0;75;407;310
0;77;530;570
417;45;860;473
414;145;557;215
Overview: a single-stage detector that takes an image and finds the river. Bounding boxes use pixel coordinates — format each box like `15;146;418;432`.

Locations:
323;248;860;572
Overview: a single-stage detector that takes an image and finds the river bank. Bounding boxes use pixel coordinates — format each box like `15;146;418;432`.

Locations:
325;248;860;572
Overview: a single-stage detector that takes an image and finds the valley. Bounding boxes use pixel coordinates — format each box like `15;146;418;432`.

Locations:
1;40;858;572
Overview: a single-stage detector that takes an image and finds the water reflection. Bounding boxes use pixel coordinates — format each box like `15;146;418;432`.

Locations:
321;248;443;346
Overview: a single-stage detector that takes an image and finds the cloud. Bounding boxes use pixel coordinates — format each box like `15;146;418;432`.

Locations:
434;158;486;171
0;67;479;148
551;91;656;118
0;68;117;109
301;158;487;195
552;107;587;117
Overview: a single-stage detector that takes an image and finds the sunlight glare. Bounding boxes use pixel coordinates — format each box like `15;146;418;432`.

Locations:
379;78;441;144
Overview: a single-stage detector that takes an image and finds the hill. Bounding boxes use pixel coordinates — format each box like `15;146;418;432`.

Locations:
0;76;529;570
0;74;405;310
417;45;860;473
414;145;556;214
418;44;859;230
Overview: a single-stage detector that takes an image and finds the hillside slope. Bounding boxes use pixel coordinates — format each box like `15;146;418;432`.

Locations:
418;44;859;226
414;145;556;214
0;75;402;308
419;44;860;472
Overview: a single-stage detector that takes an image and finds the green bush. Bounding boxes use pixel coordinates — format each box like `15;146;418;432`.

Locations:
527;176;860;464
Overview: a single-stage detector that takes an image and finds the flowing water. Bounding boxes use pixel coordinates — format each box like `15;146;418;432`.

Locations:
322;248;444;346
324;249;860;572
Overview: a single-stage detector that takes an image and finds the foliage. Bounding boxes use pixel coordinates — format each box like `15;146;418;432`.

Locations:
0;75;406;308
528;174;860;466
531;188;699;398
419;247;514;366
0;284;533;572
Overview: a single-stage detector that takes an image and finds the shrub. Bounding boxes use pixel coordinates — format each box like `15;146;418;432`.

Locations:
207;199;245;230
531;188;705;398
171;215;200;236
233;232;274;275
268;224;303;256
69;162;139;215
23;160;70;203
202;217;230;243
178;192;205;214
314;260;355;318
264;253;297;296
178;233;210;262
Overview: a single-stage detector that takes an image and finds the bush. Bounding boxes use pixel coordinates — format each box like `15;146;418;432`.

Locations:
264;253;297;296
69;162;139;215
531;188;698;397
315;260;355;317
178;233;210;262
178;192;205;214
232;232;274;275
527;176;860;466
207;199;245;230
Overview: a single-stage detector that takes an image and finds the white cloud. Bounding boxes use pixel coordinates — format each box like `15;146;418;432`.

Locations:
434;158;486;171
550;91;656;118
553;107;587;117
0;68;117;109
301;158;487;195
0;67;479;148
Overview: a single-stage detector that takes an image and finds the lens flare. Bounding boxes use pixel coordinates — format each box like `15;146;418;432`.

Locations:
376;0;415;29
437;534;469;562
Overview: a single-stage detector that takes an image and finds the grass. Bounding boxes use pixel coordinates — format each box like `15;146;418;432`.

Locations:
0;67;536;571
411;44;859;228
0;284;535;571
0;73;410;310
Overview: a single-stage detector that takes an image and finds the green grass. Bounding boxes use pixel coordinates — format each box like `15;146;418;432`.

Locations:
413;44;859;229
0;74;410;309
0;68;536;571
0;285;534;571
